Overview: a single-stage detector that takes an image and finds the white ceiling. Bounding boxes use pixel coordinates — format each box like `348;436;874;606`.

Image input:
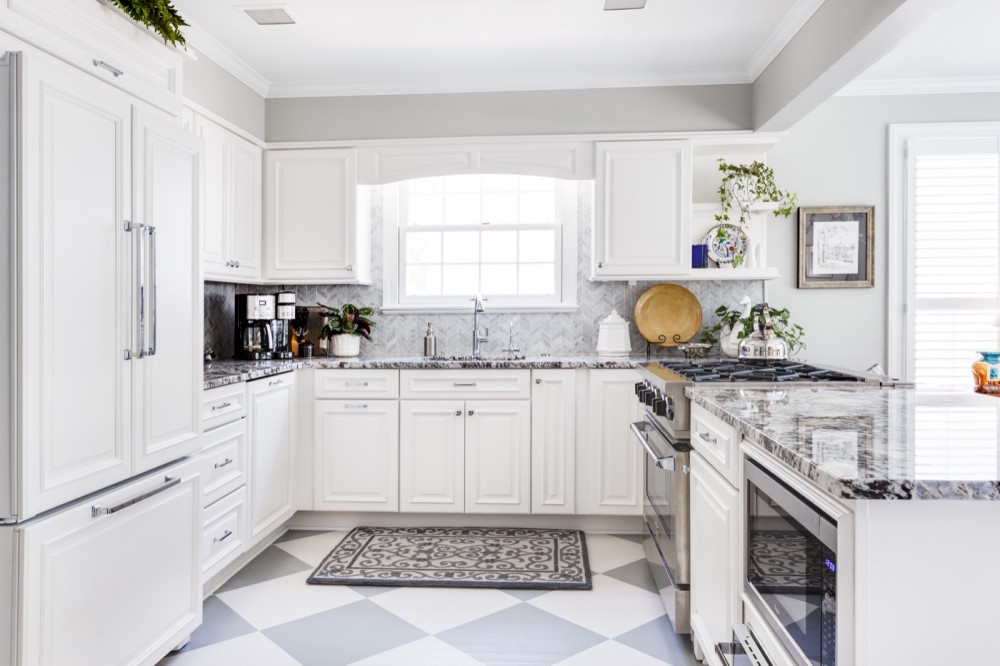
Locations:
175;0;1000;99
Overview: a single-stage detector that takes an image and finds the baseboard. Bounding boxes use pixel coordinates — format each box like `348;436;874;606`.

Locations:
286;510;644;534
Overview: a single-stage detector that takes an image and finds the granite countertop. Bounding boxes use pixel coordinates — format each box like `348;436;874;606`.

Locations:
203;355;640;390
688;385;1000;501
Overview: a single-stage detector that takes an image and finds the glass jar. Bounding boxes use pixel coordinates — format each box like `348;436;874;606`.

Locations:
972;351;1000;394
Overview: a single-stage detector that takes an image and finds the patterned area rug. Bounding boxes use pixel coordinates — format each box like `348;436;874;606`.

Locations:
307;526;592;590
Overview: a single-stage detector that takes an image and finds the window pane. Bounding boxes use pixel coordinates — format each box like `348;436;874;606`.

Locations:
445;175;481;193
408;177;443;193
482;230;517;263
520;192;557;224
483;174;518;191
444;193;481;225
482;264;518;294
408;194;443;226
519;230;555;263
519;264;556;295
405;231;441;263
443;265;479;295
519;175;556;191
482;192;518;225
443;231;479;263
406;265;441;296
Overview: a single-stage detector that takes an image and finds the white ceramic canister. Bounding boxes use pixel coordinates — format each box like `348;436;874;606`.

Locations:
596;310;633;357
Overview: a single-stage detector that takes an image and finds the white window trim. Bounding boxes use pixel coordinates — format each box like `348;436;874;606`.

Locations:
888;121;1000;381
381;181;579;313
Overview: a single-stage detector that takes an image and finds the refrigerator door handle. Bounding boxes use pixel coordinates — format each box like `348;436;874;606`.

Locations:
125;220;145;359
146;224;157;357
91;475;180;517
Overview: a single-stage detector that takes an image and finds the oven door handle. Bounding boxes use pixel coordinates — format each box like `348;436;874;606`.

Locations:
630;421;676;471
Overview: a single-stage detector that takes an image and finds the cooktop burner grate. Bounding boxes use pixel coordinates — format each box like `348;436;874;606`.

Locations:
658;359;865;383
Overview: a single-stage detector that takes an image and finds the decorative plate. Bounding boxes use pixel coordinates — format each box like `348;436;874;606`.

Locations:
633;284;703;347
703;224;749;264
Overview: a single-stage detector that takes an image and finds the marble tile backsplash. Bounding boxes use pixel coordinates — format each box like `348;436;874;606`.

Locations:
204;182;765;360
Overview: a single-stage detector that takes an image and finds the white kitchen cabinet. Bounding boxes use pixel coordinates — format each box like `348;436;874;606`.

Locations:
315;399;399;511
194;114;262;282
584;369;643;515
201;486;249;583
264;148;371;284
531;370;576;514
247;374;297;545
689;450;741;666
592;140;691;280
12;41;200;520
400;398;530;514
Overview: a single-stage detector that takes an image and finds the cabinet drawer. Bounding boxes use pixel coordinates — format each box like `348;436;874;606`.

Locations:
200;419;247;507
315;369;399;399
400;370;530;399
202;383;247;431
202;487;248;581
691;402;739;487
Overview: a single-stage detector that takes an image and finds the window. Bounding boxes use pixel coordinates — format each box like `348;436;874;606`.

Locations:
383;174;578;311
889;126;1000;386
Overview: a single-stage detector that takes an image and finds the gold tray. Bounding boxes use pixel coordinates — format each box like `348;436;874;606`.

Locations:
634;284;703;346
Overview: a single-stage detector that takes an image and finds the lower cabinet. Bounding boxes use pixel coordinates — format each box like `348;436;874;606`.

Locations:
586;369;643;515
399;399;530;514
248;374;297;545
201;487;249;582
531;369;576;514
690;450;741;664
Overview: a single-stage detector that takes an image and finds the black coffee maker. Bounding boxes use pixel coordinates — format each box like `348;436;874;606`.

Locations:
271;291;296;360
234;294;275;360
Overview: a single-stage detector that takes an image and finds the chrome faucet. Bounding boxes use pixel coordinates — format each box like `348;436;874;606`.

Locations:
471;295;489;356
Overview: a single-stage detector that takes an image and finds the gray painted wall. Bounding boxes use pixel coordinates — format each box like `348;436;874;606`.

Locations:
265;84;752;142
766;91;1000;373
184;55;266;139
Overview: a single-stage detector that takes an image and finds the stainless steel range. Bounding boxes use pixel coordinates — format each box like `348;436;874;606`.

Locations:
630;358;886;636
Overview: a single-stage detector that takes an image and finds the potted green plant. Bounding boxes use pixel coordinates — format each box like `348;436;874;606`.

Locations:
318;303;375;357
714;160;797;267
109;0;188;46
700;303;806;356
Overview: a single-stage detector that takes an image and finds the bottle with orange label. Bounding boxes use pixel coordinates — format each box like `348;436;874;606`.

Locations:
972;351;1000;394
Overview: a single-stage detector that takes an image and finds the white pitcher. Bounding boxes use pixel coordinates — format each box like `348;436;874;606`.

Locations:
720;296;752;358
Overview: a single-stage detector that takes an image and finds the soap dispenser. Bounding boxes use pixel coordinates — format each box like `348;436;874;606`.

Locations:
423;322;437;357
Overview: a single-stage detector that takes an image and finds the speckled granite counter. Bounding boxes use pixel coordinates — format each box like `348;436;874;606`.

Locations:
688;385;1000;500
203;355;640;390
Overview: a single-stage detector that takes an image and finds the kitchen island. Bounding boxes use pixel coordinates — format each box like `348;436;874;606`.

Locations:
686;385;1000;666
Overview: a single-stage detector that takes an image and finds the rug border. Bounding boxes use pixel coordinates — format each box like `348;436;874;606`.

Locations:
305;526;593;591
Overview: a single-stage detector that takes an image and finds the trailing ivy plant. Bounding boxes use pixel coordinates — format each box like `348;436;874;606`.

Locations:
712;159;797;266
110;0;188;47
699;304;806;355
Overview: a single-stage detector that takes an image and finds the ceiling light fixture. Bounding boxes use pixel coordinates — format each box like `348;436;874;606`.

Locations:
243;7;296;25
604;0;646;10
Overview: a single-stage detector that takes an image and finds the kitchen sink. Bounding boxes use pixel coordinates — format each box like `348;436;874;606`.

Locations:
430;355;527;362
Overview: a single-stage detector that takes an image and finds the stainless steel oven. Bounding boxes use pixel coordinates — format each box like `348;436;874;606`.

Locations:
630;415;691;633
745;460;837;666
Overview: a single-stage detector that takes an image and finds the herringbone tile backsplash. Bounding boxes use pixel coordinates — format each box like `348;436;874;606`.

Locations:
205;182;765;359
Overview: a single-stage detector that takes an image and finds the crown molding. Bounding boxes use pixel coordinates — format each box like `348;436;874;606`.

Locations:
837;76;1000;96
746;0;826;81
184;24;271;97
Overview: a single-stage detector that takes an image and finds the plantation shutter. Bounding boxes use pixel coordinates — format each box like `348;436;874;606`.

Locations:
909;137;1000;388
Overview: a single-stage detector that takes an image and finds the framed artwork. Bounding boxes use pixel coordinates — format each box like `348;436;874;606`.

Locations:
798;206;874;288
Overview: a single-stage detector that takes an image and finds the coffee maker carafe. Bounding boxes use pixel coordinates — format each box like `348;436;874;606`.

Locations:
271;291;296;360
235;294;275;360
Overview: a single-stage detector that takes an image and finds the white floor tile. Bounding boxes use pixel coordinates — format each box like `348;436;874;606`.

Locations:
349;636;485;666
274;530;348;567
369;586;522;634
527;574;666;638
554;640;671;665
159;632;300;666
216;571;364;630
584;534;645;574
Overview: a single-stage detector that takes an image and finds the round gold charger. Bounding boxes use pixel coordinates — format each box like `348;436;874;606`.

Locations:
634;284;703;346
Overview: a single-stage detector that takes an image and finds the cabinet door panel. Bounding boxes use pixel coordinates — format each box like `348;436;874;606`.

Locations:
466;400;531;514
586;370;642;515
230;137;262;278
399;400;464;513
195;117;230;276
531;370;576;514
248;377;296;543
315;400;399;511
20;54;133;517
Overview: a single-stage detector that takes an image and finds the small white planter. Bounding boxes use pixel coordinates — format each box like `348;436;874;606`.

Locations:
328;334;361;357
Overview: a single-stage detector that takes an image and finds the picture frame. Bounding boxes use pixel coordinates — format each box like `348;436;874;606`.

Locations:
798;206;874;288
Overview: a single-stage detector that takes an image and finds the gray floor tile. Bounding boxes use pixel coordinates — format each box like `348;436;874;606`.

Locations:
501;588;552;601
346;584;398;598
216;545;312;593
601;559;659;594
174;596;257;652
615;616;700;666
275;529;323;544
263;599;427;666
610;533;646;544
437;603;605;666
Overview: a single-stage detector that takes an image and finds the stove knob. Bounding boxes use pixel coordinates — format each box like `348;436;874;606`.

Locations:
653;397;667;417
666;395;675;420
644;387;659;406
634;381;644;395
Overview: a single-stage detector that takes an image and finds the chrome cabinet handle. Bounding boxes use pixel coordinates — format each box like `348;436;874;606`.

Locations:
92;59;123;78
269;378;284;386
345;403;368;409
214;458;234;469
629;421;676;471
92;475;180;517
344;381;369;387
467;410;475;416
213;529;233;544
535;378;542;384
146;225;157;357
211;401;233;411
455;410;462;416
453;382;477;387
698;431;717;445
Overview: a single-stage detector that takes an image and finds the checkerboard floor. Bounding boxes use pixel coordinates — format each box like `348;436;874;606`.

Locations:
158;530;700;666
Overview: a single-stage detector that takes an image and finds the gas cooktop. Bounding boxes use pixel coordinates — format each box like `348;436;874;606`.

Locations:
656;359;867;383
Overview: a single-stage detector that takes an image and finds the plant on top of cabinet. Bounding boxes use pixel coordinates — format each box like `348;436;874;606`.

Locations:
700;303;806;356
319;303;376;357
110;0;188;46
714;160;796;267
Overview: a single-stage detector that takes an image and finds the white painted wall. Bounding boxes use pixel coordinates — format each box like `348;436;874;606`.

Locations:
184;55;265;139
767;91;1000;373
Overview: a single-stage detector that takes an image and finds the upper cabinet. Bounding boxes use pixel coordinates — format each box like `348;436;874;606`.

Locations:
265;148;371;284
194;114;263;283
592;140;692;280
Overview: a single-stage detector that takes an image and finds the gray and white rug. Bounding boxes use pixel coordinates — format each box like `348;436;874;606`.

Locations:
307;526;592;590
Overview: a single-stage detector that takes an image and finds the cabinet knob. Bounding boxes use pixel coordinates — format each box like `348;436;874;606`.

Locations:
467;410;475;416
535;378;542;384
597;261;604;268
454;410;462;416
346;265;354;272
235;260;240;268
